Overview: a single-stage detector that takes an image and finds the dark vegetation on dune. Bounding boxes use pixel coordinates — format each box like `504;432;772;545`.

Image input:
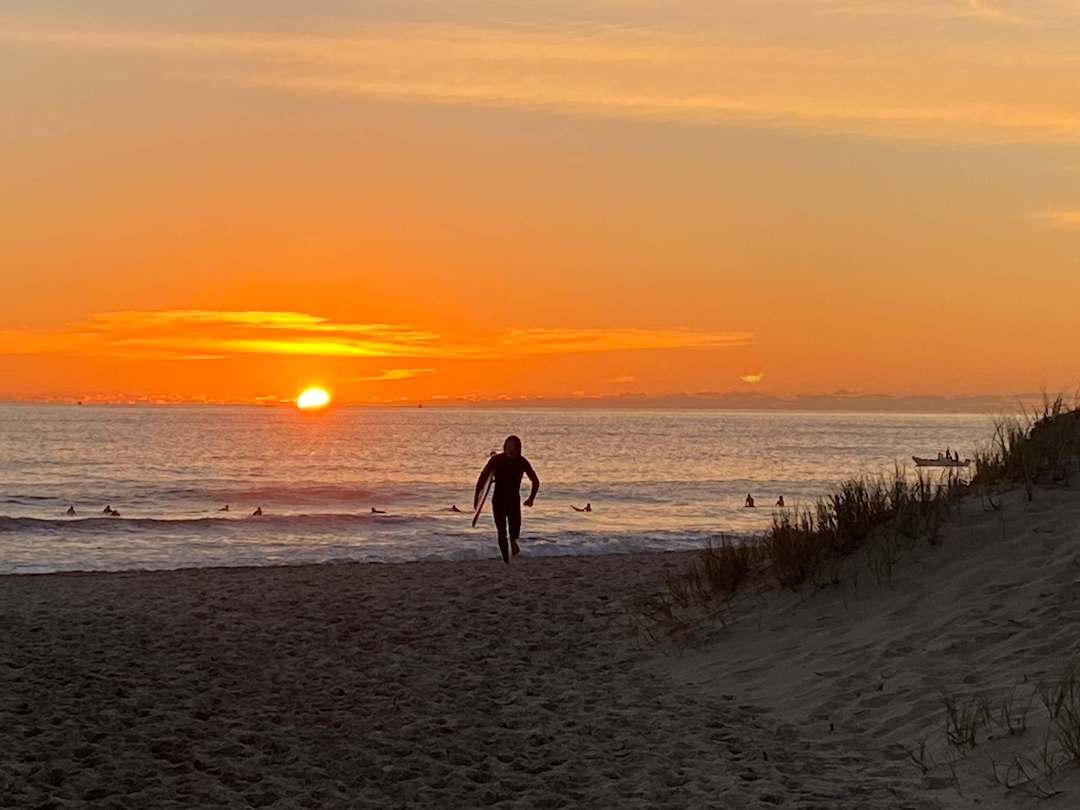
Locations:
632;396;1080;638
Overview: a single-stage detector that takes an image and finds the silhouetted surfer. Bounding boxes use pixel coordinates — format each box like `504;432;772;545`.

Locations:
449;505;462;513
371;507;386;514
252;507;263;517
65;506;76;516
219;504;229;512
776;496;785;507
571;503;592;512
475;435;540;564
745;494;755;508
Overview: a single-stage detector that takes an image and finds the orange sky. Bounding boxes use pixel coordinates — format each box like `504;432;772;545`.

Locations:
2;1;1079;404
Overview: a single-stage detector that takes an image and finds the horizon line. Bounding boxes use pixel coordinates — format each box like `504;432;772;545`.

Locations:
1;389;1067;414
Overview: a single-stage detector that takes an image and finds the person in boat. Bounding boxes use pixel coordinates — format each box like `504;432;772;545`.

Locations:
571;503;592;512
252;506;263;517
776;496;785;507
474;435;540;564
65;506;76;516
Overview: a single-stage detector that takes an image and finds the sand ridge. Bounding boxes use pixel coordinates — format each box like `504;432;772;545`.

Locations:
659;486;1080;808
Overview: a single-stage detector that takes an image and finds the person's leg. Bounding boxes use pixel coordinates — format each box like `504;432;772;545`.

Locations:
508;502;522;556
492;503;510;564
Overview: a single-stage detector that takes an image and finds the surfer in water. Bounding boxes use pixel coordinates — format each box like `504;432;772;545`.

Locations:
474;435;540;564
571;503;592;512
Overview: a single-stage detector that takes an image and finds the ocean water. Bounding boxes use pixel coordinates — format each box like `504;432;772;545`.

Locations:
0;405;995;574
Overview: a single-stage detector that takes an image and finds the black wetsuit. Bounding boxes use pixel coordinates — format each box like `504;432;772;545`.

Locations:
475;453;540;562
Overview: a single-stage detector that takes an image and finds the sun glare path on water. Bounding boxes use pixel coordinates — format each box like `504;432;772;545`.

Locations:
296;387;332;411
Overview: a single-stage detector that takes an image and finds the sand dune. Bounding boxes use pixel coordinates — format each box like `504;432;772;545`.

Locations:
660;485;1080;808
2;485;1078;807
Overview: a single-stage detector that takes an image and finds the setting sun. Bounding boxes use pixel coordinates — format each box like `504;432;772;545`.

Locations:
296;387;331;411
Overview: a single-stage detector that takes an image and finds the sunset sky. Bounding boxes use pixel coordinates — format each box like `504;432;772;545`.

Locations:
2;0;1079;404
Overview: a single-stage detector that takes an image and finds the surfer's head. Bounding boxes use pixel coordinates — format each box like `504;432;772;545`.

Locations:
503;435;522;457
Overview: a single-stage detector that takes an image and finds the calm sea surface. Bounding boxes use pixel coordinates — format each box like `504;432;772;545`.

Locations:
0;405;996;574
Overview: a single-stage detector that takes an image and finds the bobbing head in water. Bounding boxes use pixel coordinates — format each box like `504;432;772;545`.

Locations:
503;435;522;458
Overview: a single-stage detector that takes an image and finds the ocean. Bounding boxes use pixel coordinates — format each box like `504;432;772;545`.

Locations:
0;405;995;574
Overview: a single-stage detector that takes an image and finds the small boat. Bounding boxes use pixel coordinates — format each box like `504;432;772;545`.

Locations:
912;456;971;468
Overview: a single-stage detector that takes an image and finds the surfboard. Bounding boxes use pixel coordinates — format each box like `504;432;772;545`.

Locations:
472;470;494;528
472;451;498;527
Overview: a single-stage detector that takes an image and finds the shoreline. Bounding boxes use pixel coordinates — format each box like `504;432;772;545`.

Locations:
0;547;710;579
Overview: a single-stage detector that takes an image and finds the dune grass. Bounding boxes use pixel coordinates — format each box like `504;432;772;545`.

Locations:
765;469;964;591
918;660;1080;799
635;396;1080;634
974;394;1080;498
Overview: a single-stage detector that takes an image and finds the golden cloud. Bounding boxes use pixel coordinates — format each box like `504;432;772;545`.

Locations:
740;373;765;384
0;310;751;362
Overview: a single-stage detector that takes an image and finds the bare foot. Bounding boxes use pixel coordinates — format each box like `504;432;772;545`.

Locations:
511;540;521;556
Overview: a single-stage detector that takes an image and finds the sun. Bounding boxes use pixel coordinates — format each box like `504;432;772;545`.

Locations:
296;387;332;411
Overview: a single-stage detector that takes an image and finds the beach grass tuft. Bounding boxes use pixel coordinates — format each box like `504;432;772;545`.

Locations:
638;398;1080;638
974;394;1080;495
695;397;1079;601
763;469;960;591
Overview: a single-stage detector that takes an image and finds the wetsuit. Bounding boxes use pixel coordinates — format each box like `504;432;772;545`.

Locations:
475;452;540;563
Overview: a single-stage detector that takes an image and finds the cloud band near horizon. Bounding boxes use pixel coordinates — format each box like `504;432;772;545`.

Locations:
0;310;752;362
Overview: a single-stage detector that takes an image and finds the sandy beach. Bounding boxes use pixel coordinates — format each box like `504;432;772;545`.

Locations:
3;484;1080;808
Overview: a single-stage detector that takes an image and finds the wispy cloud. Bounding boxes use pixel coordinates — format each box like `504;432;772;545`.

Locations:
345;368;436;382
1033;209;1080;229
499;327;751;354
0;310;751;362
4;18;1080;143
608;375;637;385
739;372;765;384
813;0;1033;25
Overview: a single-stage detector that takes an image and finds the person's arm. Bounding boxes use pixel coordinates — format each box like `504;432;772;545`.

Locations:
523;459;540;507
474;456;496;508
